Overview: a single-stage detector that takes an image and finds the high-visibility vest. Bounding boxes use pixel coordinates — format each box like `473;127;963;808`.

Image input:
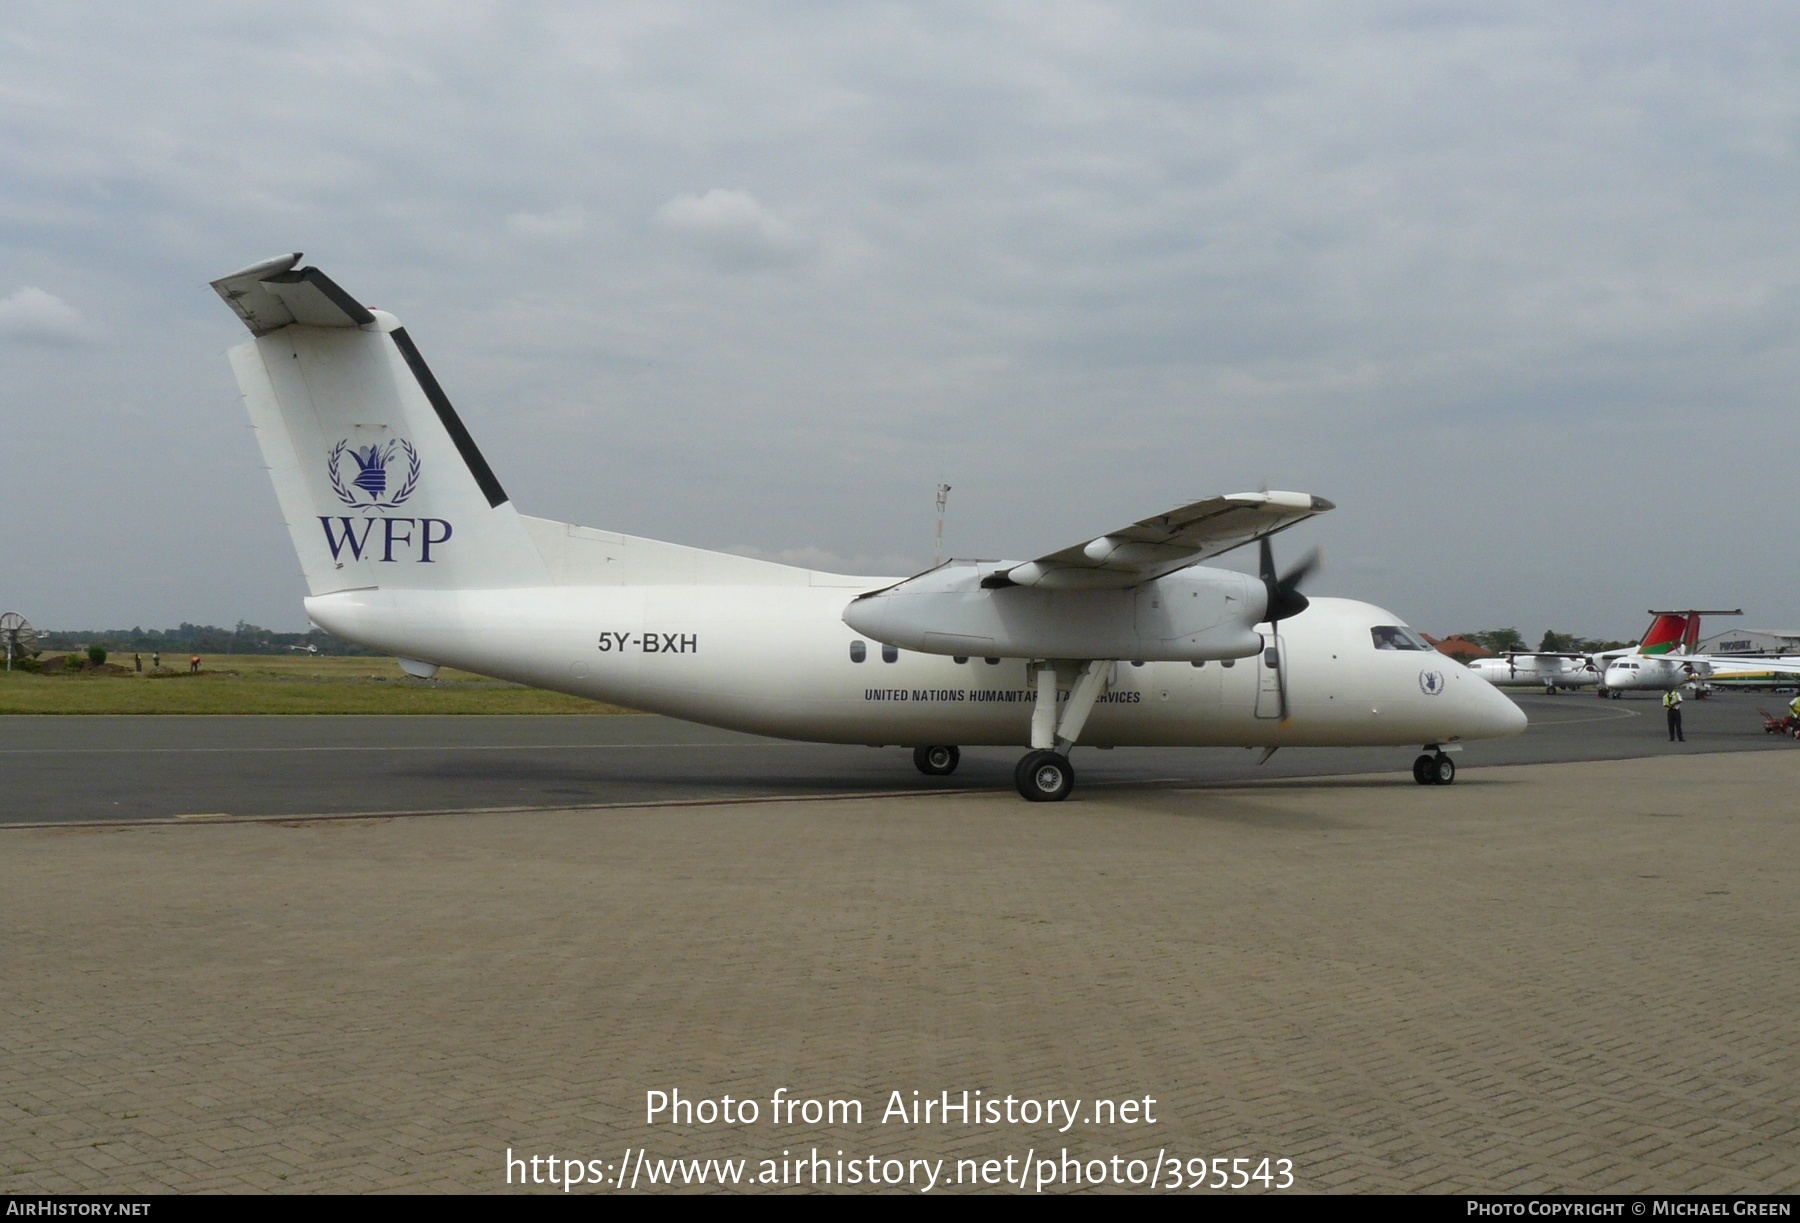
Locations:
1663;690;1682;708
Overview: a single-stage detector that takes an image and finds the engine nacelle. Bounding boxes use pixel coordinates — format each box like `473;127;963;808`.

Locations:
843;562;1267;661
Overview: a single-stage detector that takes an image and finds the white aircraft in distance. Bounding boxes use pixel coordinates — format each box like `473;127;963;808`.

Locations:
1465;651;1601;694
1599;610;1800;696
210;255;1525;801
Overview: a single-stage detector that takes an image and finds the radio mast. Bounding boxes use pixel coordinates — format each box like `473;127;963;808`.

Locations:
934;484;952;567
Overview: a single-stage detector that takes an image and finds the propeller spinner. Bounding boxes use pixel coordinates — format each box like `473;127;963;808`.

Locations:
1259;537;1320;624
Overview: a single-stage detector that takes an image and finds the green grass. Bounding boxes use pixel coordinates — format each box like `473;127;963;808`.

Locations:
0;654;634;715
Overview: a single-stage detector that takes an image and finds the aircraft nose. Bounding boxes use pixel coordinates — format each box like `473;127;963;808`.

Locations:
1468;672;1528;737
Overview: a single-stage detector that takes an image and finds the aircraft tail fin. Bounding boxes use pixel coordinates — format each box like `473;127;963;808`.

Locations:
1638;608;1742;656
212;256;547;595
1638;614;1691;656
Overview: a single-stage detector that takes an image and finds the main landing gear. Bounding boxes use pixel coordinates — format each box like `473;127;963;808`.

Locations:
1412;750;1457;786
912;745;961;776
1005;660;1113;802
1015;750;1074;802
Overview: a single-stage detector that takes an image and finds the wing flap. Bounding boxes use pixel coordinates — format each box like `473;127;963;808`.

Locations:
991;490;1332;589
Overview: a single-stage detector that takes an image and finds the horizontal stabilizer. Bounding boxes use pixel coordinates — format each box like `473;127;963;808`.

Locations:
987;490;1332;590
211;254;375;336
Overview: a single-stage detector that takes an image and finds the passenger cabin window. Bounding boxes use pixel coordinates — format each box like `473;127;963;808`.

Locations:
849;640;866;663
1370;625;1430;651
882;644;899;663
953;656;967;664
985;657;1000;665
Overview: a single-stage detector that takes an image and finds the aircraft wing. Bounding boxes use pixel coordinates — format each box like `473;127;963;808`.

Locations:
984;490;1333;590
1702;656;1800;678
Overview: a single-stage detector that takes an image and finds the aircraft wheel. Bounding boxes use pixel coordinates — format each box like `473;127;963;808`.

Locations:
1015;751;1074;802
1430;754;1457;785
1412;754;1435;785
912;745;961;776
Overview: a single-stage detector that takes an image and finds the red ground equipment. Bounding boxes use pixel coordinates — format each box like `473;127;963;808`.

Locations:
1756;708;1800;738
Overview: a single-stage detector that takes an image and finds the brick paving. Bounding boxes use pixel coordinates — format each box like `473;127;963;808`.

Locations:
3;751;1798;1193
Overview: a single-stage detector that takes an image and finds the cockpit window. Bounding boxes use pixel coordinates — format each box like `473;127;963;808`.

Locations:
1370;625;1431;651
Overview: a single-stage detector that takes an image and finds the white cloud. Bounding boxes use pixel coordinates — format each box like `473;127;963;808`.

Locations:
654;188;804;270
0;287;89;345
505;206;588;243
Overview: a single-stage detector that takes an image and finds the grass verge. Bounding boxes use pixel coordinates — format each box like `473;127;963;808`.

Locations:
0;654;632;715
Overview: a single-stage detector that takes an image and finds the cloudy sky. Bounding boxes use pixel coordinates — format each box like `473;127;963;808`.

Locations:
2;2;1796;639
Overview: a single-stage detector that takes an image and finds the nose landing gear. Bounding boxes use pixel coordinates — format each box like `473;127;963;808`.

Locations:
1412;750;1457;785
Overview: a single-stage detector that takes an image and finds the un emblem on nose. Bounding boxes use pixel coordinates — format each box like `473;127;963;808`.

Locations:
1419;669;1445;695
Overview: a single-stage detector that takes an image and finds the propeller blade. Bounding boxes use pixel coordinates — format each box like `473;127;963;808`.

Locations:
1261;541;1321;623
1275;626;1290;722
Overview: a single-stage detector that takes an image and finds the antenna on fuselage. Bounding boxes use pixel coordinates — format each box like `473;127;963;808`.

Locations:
934;483;952;567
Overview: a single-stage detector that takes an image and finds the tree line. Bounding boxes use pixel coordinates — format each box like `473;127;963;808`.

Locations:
1456;629;1635;654
31;622;380;656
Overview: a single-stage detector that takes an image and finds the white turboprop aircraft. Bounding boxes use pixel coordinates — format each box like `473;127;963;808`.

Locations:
1465;651;1600;694
1599;610;1800;696
211;255;1526;800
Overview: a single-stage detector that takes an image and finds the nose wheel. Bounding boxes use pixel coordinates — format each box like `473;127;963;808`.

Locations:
1412;752;1457;785
1015;750;1074;801
912;745;961;776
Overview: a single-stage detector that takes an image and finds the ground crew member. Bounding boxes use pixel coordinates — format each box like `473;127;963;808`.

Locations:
1788;691;1800;730
1663;687;1684;742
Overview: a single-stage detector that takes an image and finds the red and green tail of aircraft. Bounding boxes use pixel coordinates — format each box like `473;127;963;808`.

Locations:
1637;610;1740;656
1638;614;1693;656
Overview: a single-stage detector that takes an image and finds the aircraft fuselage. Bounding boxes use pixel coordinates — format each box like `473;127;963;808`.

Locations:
306;586;1524;748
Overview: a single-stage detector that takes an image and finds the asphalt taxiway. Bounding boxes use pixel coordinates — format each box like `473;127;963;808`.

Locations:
1;690;1792;825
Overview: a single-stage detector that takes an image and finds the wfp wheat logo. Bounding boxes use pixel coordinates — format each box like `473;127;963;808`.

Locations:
328;438;420;509
1419;669;1446;696
317;437;451;564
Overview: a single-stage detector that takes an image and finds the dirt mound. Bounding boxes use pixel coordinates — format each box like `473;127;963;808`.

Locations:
38;655;137;675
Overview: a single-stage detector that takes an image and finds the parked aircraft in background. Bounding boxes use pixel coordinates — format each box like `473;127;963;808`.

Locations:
1600;610;1800;696
1465;652;1600;694
211;254;1526;801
